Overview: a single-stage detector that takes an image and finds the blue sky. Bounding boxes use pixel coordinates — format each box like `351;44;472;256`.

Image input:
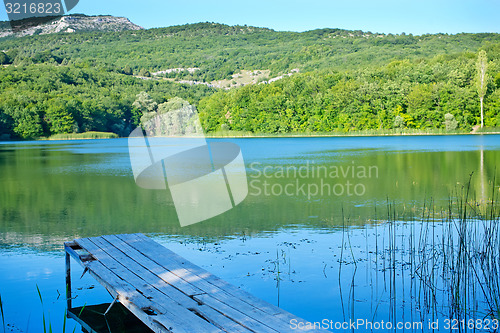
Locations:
1;0;499;34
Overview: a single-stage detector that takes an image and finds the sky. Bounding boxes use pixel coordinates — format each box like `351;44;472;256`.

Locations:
1;0;499;35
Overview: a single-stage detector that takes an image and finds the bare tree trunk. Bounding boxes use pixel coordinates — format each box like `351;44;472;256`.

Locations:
476;50;488;129
480;96;484;128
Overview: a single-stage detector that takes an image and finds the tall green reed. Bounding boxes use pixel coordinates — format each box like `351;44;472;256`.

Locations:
337;175;500;330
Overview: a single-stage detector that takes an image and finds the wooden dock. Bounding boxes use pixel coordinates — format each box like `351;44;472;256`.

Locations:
64;233;328;332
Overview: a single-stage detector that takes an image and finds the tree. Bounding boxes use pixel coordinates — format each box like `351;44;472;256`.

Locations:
45;102;75;134
138;68;151;77
0;52;9;65
132;92;157;114
13;107;43;139
0;110;14;136
394;115;405;129
157;97;191;113
476;50;488;128
123;65;133;75
444;113;458;131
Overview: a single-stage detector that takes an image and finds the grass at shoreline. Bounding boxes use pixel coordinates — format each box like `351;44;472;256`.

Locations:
46;132;119;140
205;127;500;138
1;128;500;142
476;126;500;134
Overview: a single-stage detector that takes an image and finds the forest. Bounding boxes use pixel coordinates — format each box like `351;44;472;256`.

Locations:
0;21;500;139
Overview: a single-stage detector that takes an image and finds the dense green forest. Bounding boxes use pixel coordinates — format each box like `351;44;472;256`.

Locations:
0;20;500;139
199;49;500;133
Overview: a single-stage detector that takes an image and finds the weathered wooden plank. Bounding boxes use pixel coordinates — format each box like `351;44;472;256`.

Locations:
120;234;292;319
122;234;328;332
80;237;222;333
118;234;220;293
65;240;79;248
64;242;84;265
199;286;295;332
118;234;282;322
196;293;311;333
193;294;278;333
111;236;289;331
76;237;223;333
70;234;329;332
90;236;200;309
102;234;204;296
190;304;254;333
86;236;201;311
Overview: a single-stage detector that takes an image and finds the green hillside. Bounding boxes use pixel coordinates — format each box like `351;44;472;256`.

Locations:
1;20;500;139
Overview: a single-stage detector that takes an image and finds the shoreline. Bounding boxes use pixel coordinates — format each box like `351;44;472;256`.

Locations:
204;131;500;139
1;131;500;142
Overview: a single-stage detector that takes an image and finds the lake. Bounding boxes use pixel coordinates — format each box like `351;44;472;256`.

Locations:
0;135;499;332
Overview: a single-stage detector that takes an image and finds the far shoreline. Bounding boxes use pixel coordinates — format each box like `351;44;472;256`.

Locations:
1;130;500;143
204;131;500;139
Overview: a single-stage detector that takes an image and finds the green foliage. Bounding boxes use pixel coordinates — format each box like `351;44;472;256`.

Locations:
45;101;75;134
407;84;434;114
157;96;191;113
48;131;119;140
12;107;43;139
0;51;9;64
0;64;214;139
0;23;500;138
122;65;133;75
36;284;52;333
138;68;150;77
485;89;500;127
475;126;500;133
394;115;405;129
198;51;497;133
2;23;500;81
132;91;157;113
444;113;458;131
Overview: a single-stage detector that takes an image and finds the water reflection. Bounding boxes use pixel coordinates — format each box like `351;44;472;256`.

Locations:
0;136;499;332
0;136;499;248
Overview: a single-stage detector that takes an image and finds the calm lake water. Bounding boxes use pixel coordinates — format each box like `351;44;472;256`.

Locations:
0;135;499;332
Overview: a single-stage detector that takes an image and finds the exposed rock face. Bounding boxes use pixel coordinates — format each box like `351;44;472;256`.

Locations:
0;15;143;38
